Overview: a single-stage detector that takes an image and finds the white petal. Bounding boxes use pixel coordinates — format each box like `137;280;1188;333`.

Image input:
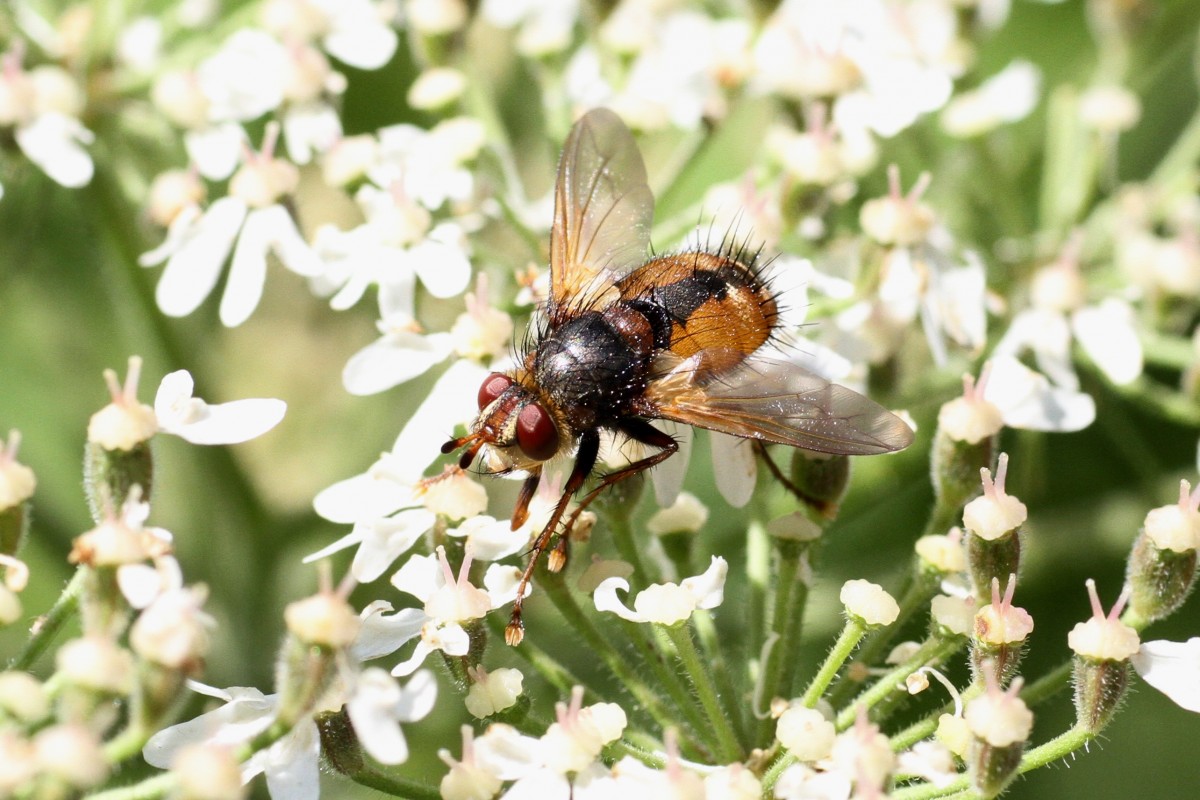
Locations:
324;20;399;71
388;359;489;482
351;604;425;662
450;515;528;561
16;113;94;187
593;577;645;623
410;223;472;298
220;208;273;326
997;309;1078;390
156;197;247;317
680;556;728;610
282;103;342;165
301;528;365;564
142;687;274;767
346;668;410;765
474;725;544;781
140;205;204;267
117;563;164;609
395;668;439;722
351;508;437;583
504;770;572;800
256;204;325;277
391;552;442;603
984;356;1095;432
483;564;527;608
313;460;418;524
169;398;287;444
264;721;320;800
154;370;196;418
1131;638;1200;712
711;433;757;509
185;123;246;180
342;331;454;395
650;422;691;508
1072;299;1144;385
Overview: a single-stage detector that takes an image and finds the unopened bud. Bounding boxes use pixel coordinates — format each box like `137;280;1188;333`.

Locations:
932;368;1000;534
0;671;49;723
173;743;246;800
464;667;525;720
841;579;900;628
964;454;1025;593
85;358;156;515
1070;580;1137;733
965;667;1032;799
1126;480;1200;624
775;703;835;761
33;724;108;789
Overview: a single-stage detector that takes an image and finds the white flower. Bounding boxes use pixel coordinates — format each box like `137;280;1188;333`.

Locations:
154;370;286;445
263;0;399;70
840;579;899;627
14;111;94;187
0;50;94;188
345;668;438;764
481;0;579;57
981;355;1096;432
196;29;288;122
941;60;1041;138
368;118;485;210
140;125;322;326
143;684;320;800
1130;638;1200;713
389;547;527;675
594;556;727;625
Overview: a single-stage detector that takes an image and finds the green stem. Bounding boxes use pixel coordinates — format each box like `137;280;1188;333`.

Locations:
754;539;810;744
834;637;964;731
829;571;939;707
800;617;867;709
84;774;176;800
317;709;441;800
693;609;747;748
1018;660;1073;707
342;770;442;800
9;569;86;671
891;726;1095;800
607;502;662;587
663;622;744;762
536;570;684;739
638;621;717;750
102;724;152;765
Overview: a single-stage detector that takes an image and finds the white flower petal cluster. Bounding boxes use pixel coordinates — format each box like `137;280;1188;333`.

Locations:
594;556;728;625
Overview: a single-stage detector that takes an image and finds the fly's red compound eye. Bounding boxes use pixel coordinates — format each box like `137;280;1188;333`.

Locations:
516;403;559;461
477;373;514;410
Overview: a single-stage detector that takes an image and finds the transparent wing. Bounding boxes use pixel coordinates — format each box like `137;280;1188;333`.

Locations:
646;353;914;456
549;108;654;322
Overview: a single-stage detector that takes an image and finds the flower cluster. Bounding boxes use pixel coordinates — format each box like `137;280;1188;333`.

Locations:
3;2;1200;800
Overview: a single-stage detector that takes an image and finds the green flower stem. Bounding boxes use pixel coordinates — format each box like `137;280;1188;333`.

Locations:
829;570;939;707
663;622;745;763
9;569;86;671
800;617;868;709
637;621;718;748
83;774;176;800
693;609;748;748
890;713;943;753
340;769;442;800
746;515;770;680
605;736;668;769
1018;659;1074;707
834;636;964;731
754;538;810;745
606;500;663;587
760;750;797;796
536;568;690;742
891;726;1095;800
102;723;153;765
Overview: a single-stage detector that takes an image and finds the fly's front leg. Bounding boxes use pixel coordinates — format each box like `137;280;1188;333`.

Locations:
505;430;599;645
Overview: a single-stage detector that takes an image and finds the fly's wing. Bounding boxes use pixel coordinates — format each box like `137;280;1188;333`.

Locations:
549;108;654;324
646;353;914;456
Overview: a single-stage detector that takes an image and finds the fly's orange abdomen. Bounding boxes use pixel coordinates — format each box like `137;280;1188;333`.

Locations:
617;251;778;363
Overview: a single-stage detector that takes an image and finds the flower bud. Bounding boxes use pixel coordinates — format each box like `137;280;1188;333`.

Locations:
85;358;157;515
130;587;211;671
790;450;850;515
57;636;136;695
1126;480;1199;624
1070;580;1137;733
776;702;835;761
840;579;900;628
915;528;967;576
0;731;34;793
971;576;1033;683
964;454;1026;594
829;710;895;791
33;724;108;790
0;583;20;626
0;671;49;723
439;727;504;800
0;431;35;556
860;166;935;246
464;667;525;720
277;585;359;726
932;368;1000;533
173;743;246;800
965;666;1032;799
408;67;467;110
418;468;489;521
931;593;976;638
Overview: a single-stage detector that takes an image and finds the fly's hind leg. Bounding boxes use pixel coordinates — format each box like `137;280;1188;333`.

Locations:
550;419;679;571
